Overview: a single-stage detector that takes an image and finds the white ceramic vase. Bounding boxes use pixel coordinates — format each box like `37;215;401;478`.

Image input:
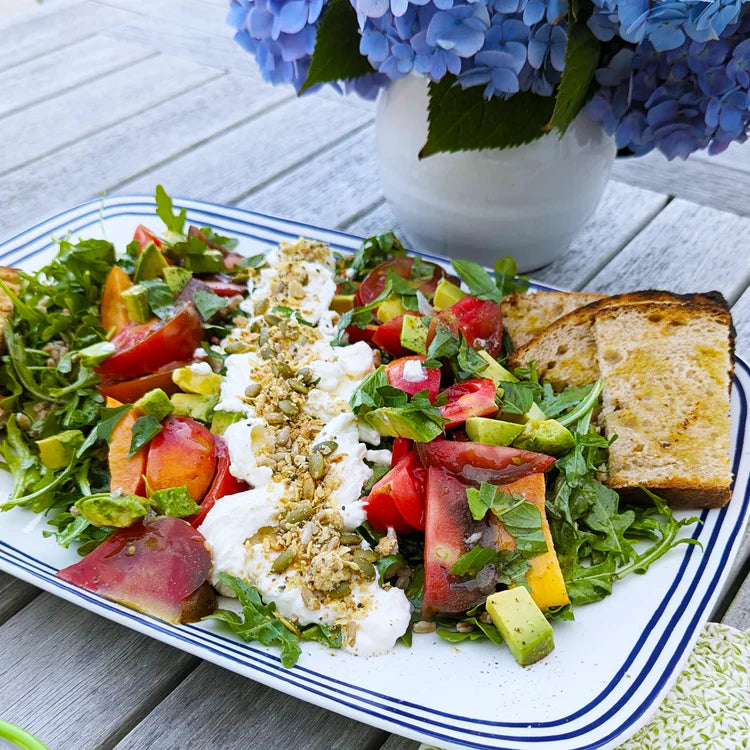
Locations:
375;76;617;272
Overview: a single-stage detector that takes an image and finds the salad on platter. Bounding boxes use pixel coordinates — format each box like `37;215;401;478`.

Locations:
0;187;704;669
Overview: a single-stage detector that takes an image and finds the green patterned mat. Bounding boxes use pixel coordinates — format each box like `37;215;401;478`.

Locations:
418;622;750;750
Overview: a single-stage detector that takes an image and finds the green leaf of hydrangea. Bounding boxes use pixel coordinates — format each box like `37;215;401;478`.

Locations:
299;0;374;93
548;21;600;136
420;77;555;158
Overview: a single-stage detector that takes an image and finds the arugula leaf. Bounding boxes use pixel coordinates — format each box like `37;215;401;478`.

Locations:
451;259;502;303
494;257;529;298
465;483;547;558
350;232;405;280
300;623;343;649
207;573;302;668
193;288;226;321
539;382;594;419
450;545;498;577
155;184;186;234
128;415;163;457
494;549;531;588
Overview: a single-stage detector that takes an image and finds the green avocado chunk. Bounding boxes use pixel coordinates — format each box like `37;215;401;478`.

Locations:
121;284;151;323
432;278;466;310
171;393;218;422
149;486;200;517
400;315;429;354
477;350;518;384
512;419;576;456
75;493;149;528
376;295;407;323
465;417;524;446
210;410;244;435
486;587;554;666
133;242;168;282
134;388;175;421
365;407;443;442
36;430;85;470
500;400;547;425
172;366;222;395
163;265;192;295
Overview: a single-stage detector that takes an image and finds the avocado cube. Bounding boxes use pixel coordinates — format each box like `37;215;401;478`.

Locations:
78;340;116;367
376;295;407;323
149;486;199;517
75;493;149;528
133;242;168;282
465;417;524;446
500;401;547;425
163;266;192;295
172;366;223;395
486;587;554;666
331;294;355;313
477;350;518;384
432;278;466;310
210;410;244;435
121;284;151;323
184;250;225;274
512;419;576;456
134;388;175;421
400;315;429;354
36;430;85;470
171;393;218;422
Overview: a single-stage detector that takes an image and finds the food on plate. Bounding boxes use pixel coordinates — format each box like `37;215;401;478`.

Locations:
501;290;606;348
509;290;734;508
0;186;729;669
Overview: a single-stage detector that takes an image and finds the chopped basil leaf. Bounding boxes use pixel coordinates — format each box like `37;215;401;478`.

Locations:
450;545;498;576
451;259;502;303
95;404;133;444
139;278;175;320
128;415;163;457
494;256;529;298
350;232;405;279
193;288;227;321
239;253;267;269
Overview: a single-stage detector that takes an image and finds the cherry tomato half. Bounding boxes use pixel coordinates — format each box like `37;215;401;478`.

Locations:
357;257;451;306
364;451;426;533
439;378;498;428
434;296;504;358
133;224;163;249
385;356;441;401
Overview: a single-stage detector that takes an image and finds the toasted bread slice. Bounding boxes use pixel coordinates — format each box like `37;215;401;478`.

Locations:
507;290;726;389
593;299;734;508
0;267;19;350
501;291;606;349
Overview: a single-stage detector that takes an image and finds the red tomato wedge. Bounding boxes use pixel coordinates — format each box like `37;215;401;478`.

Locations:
133;224;162;249
98;366;185;403
145;416;217;502
435;296;504;357
57;517;211;623
357;257;450;306
371;314;416;357
385;356;441;401
417;440;556;486
422;467;487;616
391;437;412;467
439;378;498;428
189;436;249;528
95;302;203;382
346;324;379;346
364;452;426;533
203;278;247;297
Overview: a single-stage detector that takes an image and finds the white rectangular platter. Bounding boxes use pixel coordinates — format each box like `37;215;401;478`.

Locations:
0;195;748;750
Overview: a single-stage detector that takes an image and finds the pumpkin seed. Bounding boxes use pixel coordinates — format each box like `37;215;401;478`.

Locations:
286;503;313;525
265;412;286;424
296;367;314;383
278;399;298;416
301;476;315;500
264;312;282;326
277;361;294;378
271;548;296;573
288;378;309;394
244;383;261;398
254;298;269;315
311;440;337;456
260;346;275;360
309;451;326;479
339;532;362;546
352;551;376;580
327;581;351;599
358;548;378;563
224;341;249;354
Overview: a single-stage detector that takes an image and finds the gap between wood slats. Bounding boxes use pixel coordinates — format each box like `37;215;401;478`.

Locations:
0;572;39;626
0;54;222;179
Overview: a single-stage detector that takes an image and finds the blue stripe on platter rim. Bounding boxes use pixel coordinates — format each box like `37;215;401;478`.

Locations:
0;196;747;749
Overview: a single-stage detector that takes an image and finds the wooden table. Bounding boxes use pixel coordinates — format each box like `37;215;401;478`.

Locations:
0;2;748;748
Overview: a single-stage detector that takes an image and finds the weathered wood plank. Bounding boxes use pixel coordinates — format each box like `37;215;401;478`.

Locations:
582;199;750;303
721;565;750;630
238;125;381;228
0;73;292;242
121;95;373;205
0;572;38;625
0;2;135;71
529;181;669;290
0;35;155;118
94;0;232;37
612;151;750;219
379;734;421;750
113;661;387;750
0;55;220;176
732;283;750;362
343;181;669;294
0;594;198;749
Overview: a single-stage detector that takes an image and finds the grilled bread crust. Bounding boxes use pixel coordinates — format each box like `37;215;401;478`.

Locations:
501;291;607;349
507;290;726;388
593;300;733;508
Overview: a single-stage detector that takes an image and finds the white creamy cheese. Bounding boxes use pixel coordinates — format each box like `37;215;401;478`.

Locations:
401;359;427;383
222;417;273;487
189;361;213;375
216;351;263;414
365;449;392;465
